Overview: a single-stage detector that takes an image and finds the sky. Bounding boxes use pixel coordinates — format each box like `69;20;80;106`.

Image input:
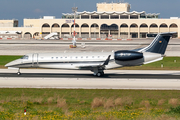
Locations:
0;0;180;26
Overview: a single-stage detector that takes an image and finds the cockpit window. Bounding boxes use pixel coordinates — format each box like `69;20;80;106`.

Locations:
21;55;29;59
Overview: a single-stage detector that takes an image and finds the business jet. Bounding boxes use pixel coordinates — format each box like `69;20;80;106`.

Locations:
5;32;176;77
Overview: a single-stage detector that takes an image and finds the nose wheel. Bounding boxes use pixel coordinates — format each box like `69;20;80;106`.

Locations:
17;72;21;76
17;69;21;76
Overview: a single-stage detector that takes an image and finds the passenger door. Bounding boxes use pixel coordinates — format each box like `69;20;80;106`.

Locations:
32;53;38;67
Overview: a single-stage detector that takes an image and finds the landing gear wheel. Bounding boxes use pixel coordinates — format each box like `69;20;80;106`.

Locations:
17;68;21;76
96;72;102;77
92;70;104;77
17;72;21;76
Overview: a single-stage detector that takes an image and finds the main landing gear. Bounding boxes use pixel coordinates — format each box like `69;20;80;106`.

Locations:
17;68;21;76
93;71;104;77
92;67;105;77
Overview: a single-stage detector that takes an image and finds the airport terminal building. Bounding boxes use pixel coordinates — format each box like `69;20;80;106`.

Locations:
0;2;180;39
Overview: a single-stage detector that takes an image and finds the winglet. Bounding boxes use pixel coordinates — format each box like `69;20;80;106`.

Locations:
103;55;111;66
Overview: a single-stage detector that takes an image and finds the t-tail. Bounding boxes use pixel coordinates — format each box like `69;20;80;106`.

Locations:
139;32;176;54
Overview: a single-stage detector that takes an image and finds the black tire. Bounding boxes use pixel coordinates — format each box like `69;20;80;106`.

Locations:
96;72;102;77
17;72;21;76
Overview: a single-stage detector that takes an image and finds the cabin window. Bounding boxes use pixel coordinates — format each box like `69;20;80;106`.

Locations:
51;57;54;59
41;57;44;59
76;57;78;59
65;57;67;59
61;57;63;59
56;57;58;59
81;56;83;58
86;56;88;58
98;56;100;58
92;56;94;58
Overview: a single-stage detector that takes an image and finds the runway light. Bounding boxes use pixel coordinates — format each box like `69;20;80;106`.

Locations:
161;63;163;68
24;109;26;115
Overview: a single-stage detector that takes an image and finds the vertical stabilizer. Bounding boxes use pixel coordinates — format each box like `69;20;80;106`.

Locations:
139;32;176;54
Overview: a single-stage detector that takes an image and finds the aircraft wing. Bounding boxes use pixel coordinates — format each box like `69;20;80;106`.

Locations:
77;55;111;70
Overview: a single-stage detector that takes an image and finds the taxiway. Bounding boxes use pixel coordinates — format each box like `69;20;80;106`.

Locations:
0;39;180;56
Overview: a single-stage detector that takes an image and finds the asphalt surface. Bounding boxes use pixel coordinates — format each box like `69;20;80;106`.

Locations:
0;73;180;79
0;38;180;56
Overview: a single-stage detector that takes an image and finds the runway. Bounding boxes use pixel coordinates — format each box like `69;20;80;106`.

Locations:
0;73;180;79
0;69;180;90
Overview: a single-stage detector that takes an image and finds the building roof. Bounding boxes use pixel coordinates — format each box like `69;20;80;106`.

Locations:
62;11;160;16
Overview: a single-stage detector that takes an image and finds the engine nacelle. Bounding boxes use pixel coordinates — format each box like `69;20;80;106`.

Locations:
115;50;143;61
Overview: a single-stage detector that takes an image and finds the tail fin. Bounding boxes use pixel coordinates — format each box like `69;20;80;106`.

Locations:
139;32;176;54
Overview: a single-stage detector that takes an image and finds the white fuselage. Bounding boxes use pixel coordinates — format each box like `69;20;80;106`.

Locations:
6;51;163;70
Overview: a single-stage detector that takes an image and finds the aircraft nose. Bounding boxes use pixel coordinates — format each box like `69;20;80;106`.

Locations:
5;61;15;67
5;59;21;67
5;63;10;67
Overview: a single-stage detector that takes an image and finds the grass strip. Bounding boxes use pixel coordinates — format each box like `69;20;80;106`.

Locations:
0;89;180;119
0;55;22;68
0;55;22;65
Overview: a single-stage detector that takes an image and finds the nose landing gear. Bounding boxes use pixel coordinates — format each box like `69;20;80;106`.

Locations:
17;69;21;76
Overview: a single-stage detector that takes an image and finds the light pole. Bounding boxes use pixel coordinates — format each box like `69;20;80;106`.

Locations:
94;24;96;38
72;7;78;47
